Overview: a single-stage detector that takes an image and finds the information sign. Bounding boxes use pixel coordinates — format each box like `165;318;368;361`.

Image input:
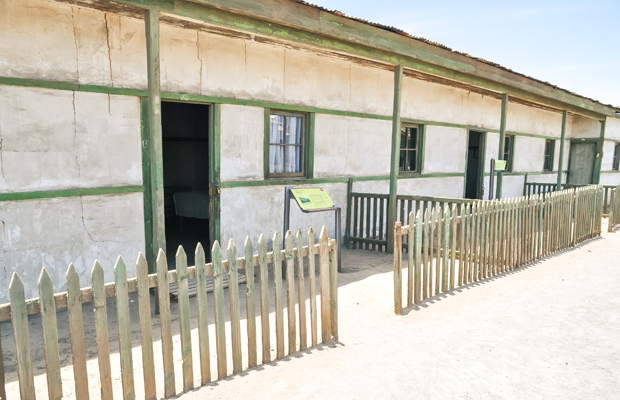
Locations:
495;160;506;171
291;188;334;211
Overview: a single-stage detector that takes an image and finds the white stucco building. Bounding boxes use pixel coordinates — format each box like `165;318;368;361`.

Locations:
1;0;619;301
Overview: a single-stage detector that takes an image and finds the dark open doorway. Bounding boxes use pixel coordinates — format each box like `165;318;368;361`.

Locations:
161;101;211;268
465;131;485;199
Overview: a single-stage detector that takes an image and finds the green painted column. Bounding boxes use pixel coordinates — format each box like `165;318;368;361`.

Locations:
387;64;404;252
145;8;166;263
496;94;508;199
593;119;606;184
556;110;567;190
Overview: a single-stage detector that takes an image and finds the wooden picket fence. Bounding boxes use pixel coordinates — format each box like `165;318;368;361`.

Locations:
0;227;338;400
393;185;604;314
524;178;616;215
345;189;473;252
608;184;620;232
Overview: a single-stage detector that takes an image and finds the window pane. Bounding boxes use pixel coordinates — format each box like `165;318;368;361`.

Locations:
400;128;408;150
270;115;284;144
504;137;511;154
409;149;417;171
269;145;284;173
399;150;407;171
410;128;418;150
285;116;303;144
285;145;301;173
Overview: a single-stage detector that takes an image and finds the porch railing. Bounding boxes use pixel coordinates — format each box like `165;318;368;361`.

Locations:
393;185;604;314
0;227;338;400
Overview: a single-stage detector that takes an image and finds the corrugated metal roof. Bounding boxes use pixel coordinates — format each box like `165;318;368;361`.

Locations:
290;0;619;111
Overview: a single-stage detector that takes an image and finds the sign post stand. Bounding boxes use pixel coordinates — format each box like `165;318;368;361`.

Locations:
283;186;342;273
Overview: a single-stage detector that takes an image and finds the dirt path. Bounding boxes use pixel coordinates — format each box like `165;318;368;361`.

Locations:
181;231;620;399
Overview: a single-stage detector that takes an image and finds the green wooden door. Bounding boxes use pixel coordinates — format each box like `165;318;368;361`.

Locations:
567;142;596;185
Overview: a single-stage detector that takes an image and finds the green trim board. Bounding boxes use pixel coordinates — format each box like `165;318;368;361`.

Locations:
103;0;616;119
140;97;155;272
387;65;404;251
557;111;568;190
593;120;606;184
496;94;508;199
484;171;558;177
0;186;143;202
209;103;222;244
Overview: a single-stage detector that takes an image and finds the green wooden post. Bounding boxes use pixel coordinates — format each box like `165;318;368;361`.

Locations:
496;94;508;199
593;119;606;184
145;8;166;258
387;64;404;252
344;178;353;248
210;103;222;245
556;111;567;190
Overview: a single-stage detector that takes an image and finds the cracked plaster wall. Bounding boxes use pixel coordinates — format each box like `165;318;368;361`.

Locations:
0;193;145;303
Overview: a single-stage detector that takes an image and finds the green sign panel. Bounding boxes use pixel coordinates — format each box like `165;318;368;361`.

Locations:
495;160;506;171
291;188;334;211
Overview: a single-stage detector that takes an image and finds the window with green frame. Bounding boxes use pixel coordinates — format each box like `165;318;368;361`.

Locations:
399;124;423;174
613;142;620;171
543;139;555;171
503;135;515;172
265;110;313;179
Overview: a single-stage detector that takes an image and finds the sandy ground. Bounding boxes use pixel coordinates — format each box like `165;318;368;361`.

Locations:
180;226;620;399
2;221;619;399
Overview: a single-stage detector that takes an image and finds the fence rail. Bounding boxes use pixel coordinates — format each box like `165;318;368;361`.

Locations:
1;227;338;400
394;185;604;314
609;185;620;232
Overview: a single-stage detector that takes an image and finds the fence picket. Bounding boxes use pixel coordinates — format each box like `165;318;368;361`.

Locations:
245;237;258;367
258;234;271;363
194;244;211;384
115;257;135;400
67;264;90;400
92;262;113;400
423;209;430;299
176;247;194;390
296;230;307;351
319;227;332;342
407;212;414;306
330;238;339;340
273;232;285;358
227;240;243;373
442;207;450;292
450;204;457;289
308;229;318;347
136;253;157;398
285;232;297;355
156;250;176;395
394;221;402;314
212;241;227;379
9;273;35;400
436;207;443;294
414;210;423;303
39;269;62;400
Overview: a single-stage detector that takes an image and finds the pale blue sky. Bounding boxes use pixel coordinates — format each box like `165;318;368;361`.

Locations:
312;0;620;107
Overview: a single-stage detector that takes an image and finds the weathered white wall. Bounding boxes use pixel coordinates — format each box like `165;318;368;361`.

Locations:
605;117;620;141
526;173;559;184
506;103;563;138
397;177;464;198
0;86;142;192
600;173;620;186
601;140;617;171
569;115;601;139
0;0;147;89
220;182;347;256
353;180;390;195
0;193;145;303
220;104;264;181
502;175;526;199
401;78;501;130
484;132;500;173
512;136;546;172
423;126;466;173
314;115;391;178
